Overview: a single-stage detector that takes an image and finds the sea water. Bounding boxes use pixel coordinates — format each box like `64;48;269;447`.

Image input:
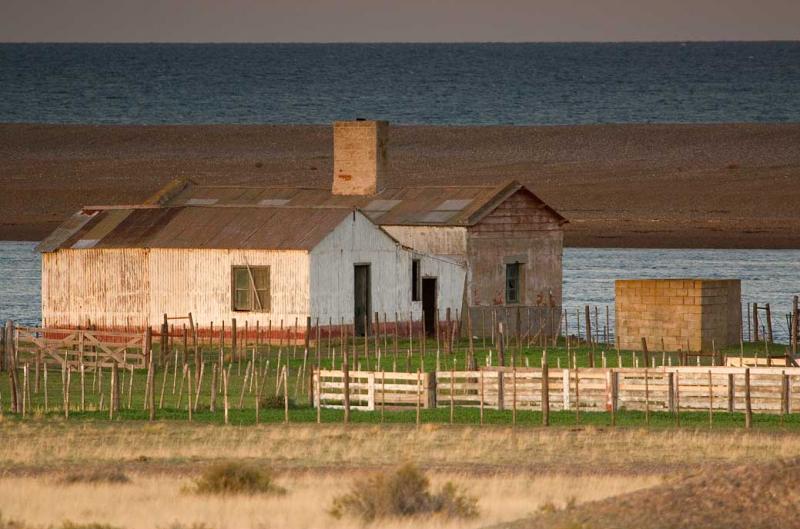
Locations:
1;42;799;124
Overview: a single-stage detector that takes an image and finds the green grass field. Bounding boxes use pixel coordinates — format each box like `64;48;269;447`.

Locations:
2;336;796;430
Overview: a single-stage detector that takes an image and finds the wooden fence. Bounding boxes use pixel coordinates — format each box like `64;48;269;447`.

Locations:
313;366;800;415
13;326;149;370
315;370;435;410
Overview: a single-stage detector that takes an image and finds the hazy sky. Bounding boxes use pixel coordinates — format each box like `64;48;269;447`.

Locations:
2;0;799;42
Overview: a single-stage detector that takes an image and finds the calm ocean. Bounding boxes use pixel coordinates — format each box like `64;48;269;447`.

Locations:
1;42;799;124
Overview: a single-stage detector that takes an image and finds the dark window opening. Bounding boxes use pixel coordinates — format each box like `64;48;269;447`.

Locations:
232;266;271;312
411;259;421;301
506;263;521;304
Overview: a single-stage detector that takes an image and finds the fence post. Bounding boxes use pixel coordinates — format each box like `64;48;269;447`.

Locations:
144;326;153;367
765;304;773;343
209;363;217;413
147;354;155;421
305;316;312;358
161;314;168;366
426;371;437;409
450;367;456;424
317;369;322;424
667;372;675;413
727;373;735;412
467;309;475;370
496;370;505;411
282;366;288;424
223;367;229;425
708;370;713;428
584;305;592;346
644;367;650;426
479;369;484;425
574;367;580;423
542;360;550;426
791;296;798;356
367;372;376;411
781;371;789;418
1;320;10;372
752;304;759;342
7;328;19;413
231;318;238;366
511;367;517;426
745;368;752;429
498;322;506;367
416;368;421;427
342;351;350;424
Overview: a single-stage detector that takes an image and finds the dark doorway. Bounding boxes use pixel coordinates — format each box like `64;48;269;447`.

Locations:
354;264;371;336
422;278;437;336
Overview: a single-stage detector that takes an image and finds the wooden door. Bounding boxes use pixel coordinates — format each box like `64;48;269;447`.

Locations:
354;264;371;336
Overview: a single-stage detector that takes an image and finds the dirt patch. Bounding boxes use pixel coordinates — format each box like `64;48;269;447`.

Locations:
2;123;799;248
493;458;800;529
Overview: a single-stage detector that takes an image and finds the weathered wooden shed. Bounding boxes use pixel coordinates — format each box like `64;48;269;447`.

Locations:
37;205;465;336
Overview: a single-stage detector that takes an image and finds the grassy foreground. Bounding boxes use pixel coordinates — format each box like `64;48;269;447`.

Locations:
1;421;799;529
3;338;793;430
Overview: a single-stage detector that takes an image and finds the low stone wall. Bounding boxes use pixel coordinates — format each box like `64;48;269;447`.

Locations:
616;279;741;352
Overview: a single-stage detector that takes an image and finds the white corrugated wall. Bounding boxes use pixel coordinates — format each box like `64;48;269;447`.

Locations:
310;212;465;323
147;248;310;329
42;248;150;330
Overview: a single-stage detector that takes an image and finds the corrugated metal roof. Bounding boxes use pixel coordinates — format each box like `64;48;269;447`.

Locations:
40;178;567;253
43;206;357;252
36;210;98;253
160;179;564;227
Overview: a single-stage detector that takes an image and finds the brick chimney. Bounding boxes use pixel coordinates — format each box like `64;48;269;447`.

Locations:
332;120;388;195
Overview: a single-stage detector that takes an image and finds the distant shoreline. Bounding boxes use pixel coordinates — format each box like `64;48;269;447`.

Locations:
1;123;798;249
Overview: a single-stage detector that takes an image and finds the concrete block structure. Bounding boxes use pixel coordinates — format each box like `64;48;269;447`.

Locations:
615;279;741;352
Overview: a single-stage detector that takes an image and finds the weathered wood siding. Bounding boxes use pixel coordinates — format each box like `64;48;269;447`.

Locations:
381;226;467;263
311;212;465;323
148;248;310;328
42;249;150;330
43;248;310;330
42;212;466;331
467;189;563;308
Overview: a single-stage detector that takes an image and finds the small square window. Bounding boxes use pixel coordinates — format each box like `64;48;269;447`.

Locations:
232;266;270;312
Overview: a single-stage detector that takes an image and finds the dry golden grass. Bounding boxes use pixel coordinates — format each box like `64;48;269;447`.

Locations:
0;473;660;529
2;421;798;528
1;421;799;472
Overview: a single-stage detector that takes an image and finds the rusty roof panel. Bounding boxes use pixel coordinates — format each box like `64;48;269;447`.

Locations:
41;178;567;252
51;206;355;251
36;210;98;253
163;184;508;226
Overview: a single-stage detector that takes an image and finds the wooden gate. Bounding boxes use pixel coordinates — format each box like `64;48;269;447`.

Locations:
15;326;148;369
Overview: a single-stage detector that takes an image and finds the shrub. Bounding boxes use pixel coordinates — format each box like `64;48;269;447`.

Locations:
329;463;478;522
59;468;130;485
192;462;285;496
158;521;211;529
259;394;298;409
0;512;29;529
59;523;122;529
